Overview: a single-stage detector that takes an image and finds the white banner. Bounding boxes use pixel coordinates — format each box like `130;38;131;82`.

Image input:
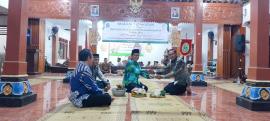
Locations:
242;3;250;26
102;21;169;43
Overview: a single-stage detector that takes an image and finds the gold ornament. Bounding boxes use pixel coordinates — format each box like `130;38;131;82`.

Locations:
89;29;100;46
23;82;28;94
100;44;107;52
129;0;143;14
260;89;269;101
3;84;12;96
245;87;250;98
170;26;181;47
144;44;152;53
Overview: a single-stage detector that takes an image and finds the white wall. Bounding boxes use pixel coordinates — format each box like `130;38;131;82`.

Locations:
45;19;70;64
79;21;93;49
245;26;250;75
178;23;218;73
179;24;194;41
0;35;6;54
44;19;93;65
202;24;218;73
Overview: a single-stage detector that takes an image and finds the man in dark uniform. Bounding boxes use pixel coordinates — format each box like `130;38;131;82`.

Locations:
153;49;191;95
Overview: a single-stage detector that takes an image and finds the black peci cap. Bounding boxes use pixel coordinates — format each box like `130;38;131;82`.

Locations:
93;54;99;58
131;49;140;55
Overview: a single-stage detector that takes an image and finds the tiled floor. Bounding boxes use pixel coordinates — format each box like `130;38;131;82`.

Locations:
0;77;270;121
0;80;70;121
180;86;270;121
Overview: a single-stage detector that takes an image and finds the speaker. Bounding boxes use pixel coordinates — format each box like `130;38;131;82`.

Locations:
208;31;214;41
234;34;245;53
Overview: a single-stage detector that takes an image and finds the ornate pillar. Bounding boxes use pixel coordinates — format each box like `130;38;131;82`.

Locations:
69;0;79;69
0;0;37;107
171;25;181;55
191;0;207;86
236;0;270;111
89;22;99;54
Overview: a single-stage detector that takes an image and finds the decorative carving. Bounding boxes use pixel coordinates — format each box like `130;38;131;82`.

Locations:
144;43;153;53
181;6;195;23
170;26;181;47
129;0;143;14
3;84;12;96
203;3;242;24
23;82;28;94
28;0;71;19
28;0;242;25
89;29;100;45
0;81;33;96
260;89;270;101
79;2;194;24
245;87;250;98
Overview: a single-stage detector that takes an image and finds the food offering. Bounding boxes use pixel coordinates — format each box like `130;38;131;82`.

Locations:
131;88;147;97
150;89;166;98
112;84;126;97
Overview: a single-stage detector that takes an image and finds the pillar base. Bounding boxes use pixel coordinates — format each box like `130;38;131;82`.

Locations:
236;96;270;111
191;71;207;86
0;93;37;107
193;64;203;72
0;77;37;107
236;80;270;111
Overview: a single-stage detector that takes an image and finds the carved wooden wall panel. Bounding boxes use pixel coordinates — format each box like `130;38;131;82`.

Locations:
79;2;194;24
28;0;242;25
203;3;242;24
28;0;71;19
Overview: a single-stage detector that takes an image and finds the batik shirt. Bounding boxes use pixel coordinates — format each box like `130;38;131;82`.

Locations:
91;65;107;82
123;60;150;87
69;62;103;108
100;63;111;73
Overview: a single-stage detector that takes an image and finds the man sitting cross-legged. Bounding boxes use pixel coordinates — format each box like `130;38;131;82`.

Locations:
90;54;111;92
123;49;151;93
69;49;112;108
152;49;192;95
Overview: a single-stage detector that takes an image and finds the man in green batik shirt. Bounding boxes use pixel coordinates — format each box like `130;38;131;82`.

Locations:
123;49;151;92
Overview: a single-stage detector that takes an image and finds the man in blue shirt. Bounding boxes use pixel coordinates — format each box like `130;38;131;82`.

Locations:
69;49;112;108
